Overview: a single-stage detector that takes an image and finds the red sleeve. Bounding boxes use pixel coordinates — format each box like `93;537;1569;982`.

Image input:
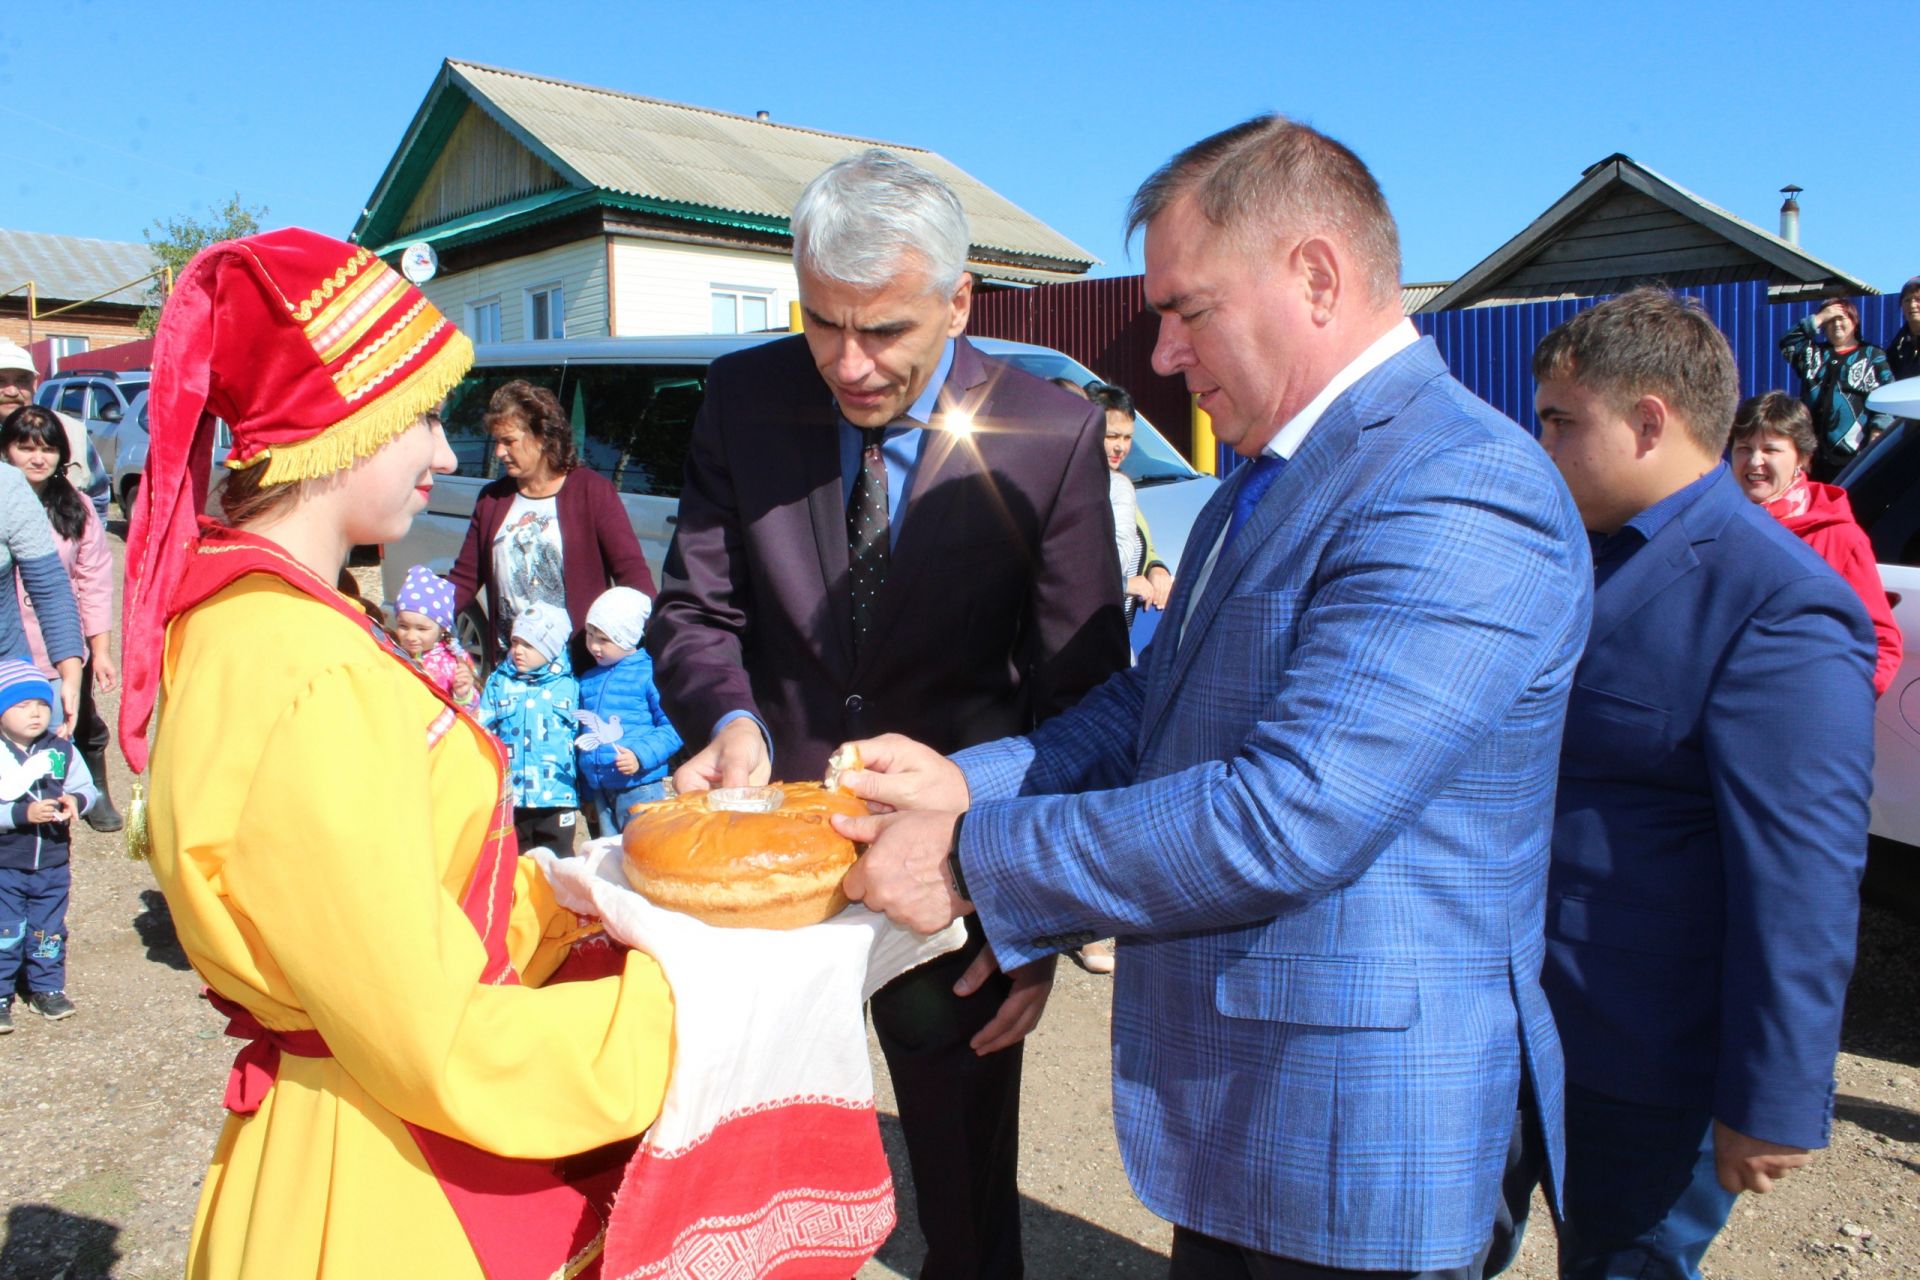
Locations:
593;473;655;596
1827;524;1903;697
449;490;493;617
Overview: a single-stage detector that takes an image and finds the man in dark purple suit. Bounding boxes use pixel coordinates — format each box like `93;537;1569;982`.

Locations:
647;150;1128;1278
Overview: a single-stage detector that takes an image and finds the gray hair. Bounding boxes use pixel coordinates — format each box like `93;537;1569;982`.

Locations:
1127;115;1403;310
791;149;971;294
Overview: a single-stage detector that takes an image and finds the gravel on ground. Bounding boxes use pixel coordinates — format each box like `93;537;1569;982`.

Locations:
6;534;1918;1278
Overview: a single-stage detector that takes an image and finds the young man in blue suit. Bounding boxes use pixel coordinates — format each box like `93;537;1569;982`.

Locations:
837;116;1593;1279
1531;289;1876;1278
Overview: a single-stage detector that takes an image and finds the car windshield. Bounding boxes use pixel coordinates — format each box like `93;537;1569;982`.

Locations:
1839;419;1920;563
994;352;1197;484
117;378;149;400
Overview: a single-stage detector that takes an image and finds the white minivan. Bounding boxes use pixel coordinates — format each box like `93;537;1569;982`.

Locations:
385;333;1219;662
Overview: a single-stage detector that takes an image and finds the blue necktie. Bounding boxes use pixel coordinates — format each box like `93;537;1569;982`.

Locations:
1223;453;1288;549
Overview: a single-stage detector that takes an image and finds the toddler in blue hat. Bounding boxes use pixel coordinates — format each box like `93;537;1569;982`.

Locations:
0;657;97;1030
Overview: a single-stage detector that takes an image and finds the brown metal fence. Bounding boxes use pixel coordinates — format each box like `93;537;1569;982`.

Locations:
969;276;1194;460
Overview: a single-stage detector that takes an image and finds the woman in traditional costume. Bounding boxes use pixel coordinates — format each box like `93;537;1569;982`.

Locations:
119;228;674;1279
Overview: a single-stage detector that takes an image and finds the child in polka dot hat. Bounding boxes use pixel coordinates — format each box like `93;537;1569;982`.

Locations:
391;565;476;707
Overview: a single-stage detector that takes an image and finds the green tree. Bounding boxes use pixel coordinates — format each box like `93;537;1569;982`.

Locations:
137;194;268;334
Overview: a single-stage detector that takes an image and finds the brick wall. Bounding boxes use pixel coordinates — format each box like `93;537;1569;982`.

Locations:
0;301;146;358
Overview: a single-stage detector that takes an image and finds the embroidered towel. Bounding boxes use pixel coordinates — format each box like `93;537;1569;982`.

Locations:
535;838;967;1279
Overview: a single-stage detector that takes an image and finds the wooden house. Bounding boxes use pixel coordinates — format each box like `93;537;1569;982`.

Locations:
1420;154;1873;312
351;60;1097;342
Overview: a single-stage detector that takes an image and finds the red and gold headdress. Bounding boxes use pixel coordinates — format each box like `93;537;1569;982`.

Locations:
119;228;473;771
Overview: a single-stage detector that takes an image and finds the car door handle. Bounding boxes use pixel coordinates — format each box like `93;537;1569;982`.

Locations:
666;514;679;525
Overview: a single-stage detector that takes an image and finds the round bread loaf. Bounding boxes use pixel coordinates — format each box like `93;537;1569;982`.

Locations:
622;783;867;929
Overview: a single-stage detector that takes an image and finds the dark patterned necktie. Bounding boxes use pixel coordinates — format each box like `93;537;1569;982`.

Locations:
848;427;889;656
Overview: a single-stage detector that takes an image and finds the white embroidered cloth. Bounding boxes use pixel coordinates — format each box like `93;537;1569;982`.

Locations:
534;838;966;1279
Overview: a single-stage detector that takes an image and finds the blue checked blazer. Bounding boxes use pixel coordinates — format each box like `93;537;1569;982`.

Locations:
953;340;1591;1270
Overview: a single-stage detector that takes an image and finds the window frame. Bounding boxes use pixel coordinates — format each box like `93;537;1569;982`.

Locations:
86;381;124;424
466;296;503;345
709;285;776;335
525;284;565;342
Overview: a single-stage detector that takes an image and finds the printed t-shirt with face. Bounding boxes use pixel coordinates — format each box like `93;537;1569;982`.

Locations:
492;492;566;651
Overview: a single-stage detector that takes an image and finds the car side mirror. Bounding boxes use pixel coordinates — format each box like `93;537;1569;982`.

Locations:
99;402;122;424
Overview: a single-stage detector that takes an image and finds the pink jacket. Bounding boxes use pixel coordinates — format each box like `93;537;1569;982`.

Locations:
418;640;479;709
18;503;112;678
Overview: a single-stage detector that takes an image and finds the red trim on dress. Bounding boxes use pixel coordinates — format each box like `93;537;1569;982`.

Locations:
178;520;635;1280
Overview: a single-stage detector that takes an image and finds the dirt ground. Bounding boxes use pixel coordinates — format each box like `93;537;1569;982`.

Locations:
5;537;1920;1279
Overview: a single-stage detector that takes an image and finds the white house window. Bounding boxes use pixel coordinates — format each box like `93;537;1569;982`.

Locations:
710;288;772;334
527;284;565;341
49;336;88;362
467;298;502;344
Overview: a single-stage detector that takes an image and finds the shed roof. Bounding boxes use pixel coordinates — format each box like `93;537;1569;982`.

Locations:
0;229;160;307
354;60;1095;276
1421;154;1873;312
1399;281;1449;314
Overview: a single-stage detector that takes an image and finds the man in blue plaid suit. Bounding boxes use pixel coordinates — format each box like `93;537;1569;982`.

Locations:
838;116;1592;1278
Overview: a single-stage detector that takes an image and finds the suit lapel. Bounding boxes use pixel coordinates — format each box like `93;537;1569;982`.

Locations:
1139;340;1446;750
1134;478;1231;742
1585;470;1737;651
798;395;857;672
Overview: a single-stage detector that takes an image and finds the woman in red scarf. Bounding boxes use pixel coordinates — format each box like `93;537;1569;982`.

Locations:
1731;391;1902;695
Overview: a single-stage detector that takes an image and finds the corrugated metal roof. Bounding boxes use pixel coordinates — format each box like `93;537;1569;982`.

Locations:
1400;281;1449;314
445;61;1095;268
974;262;1097;287
0;229;160;307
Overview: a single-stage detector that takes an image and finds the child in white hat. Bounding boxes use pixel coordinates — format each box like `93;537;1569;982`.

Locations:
574;587;681;836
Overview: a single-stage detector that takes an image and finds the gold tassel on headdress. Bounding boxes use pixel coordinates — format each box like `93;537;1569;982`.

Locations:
228;331;474;486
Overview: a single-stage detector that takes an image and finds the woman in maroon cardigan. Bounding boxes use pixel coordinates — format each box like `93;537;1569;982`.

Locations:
449;380;654;672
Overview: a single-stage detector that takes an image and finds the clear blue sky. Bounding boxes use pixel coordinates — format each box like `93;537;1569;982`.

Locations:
7;0;1917;292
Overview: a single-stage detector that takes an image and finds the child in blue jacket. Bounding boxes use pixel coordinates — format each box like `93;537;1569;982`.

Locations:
0;658;98;1029
575;587;681;837
477;602;579;854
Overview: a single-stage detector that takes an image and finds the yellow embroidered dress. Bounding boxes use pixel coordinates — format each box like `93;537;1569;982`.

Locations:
149;573;674;1278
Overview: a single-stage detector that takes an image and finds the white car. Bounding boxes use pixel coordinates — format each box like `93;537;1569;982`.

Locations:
1843;377;1920;899
386;333;1219;666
